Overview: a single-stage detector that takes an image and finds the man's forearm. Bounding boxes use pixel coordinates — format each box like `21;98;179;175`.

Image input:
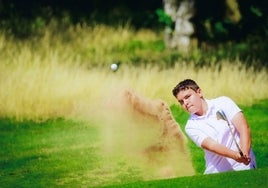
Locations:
201;137;239;160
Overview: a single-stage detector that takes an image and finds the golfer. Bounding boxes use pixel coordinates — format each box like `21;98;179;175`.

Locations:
172;79;256;174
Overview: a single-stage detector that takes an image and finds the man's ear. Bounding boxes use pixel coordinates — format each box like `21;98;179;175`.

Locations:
196;88;203;97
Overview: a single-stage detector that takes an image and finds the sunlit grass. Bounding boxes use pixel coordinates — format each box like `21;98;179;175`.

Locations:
0;24;267;121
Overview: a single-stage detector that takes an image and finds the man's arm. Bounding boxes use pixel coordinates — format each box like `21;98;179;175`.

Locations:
231;111;252;158
201;137;250;165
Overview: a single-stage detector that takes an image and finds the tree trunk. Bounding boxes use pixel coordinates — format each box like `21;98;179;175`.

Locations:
163;0;195;52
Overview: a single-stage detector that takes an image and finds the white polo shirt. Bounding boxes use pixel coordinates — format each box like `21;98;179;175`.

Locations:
185;96;256;174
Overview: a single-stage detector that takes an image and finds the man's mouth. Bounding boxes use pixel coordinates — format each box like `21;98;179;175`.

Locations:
186;105;193;111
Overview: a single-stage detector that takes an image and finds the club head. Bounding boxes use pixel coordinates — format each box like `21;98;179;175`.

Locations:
216;110;228;122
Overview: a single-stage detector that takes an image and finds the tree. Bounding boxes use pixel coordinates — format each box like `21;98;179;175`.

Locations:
163;0;195;52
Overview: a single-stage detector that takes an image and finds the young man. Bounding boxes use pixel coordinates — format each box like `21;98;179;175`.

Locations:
172;79;256;174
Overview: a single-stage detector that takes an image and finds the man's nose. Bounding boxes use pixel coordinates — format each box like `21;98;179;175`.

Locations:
184;99;189;106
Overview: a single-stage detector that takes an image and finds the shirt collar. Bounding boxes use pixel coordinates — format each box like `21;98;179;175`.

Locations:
191;99;215;120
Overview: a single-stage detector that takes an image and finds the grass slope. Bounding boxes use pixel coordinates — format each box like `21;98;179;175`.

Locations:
0;119;103;187
0;100;268;187
108;167;268;188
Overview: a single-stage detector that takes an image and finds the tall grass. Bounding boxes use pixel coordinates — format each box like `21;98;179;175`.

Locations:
0;24;267;121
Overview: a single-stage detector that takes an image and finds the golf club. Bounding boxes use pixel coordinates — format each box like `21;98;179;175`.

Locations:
216;110;244;157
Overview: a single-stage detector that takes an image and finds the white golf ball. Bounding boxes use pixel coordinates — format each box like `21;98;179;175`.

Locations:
110;63;118;71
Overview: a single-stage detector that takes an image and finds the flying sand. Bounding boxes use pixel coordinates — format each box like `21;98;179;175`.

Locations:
94;88;195;180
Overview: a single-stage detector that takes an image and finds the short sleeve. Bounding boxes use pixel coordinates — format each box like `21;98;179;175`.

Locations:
216;96;241;121
185;121;209;147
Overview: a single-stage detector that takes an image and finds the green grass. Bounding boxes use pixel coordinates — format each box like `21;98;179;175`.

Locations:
0;99;268;187
0;119;103;187
105;167;268;188
242;99;268;168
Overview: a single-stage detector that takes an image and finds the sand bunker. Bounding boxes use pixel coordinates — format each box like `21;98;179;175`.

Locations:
90;88;195;180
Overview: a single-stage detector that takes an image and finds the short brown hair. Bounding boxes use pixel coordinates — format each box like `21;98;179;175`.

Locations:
172;79;200;97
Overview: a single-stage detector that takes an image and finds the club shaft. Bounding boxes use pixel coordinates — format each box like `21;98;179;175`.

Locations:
226;122;244;157
217;110;244;157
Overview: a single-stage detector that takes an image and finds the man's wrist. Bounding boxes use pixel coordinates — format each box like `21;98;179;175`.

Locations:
231;151;241;161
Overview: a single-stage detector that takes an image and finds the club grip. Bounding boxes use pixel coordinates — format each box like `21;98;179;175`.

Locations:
239;151;244;157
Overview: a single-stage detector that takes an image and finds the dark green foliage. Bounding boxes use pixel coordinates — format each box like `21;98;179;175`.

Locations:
155;9;173;28
0;0;267;66
0;0;267;40
0;0;162;37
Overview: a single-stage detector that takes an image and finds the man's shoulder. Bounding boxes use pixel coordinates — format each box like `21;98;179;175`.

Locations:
210;96;231;102
185;116;201;128
209;96;233;106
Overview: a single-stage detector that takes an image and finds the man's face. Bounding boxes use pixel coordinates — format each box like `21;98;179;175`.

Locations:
175;88;203;115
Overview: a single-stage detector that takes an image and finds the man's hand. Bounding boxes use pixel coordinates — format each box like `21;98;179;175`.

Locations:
234;152;251;165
